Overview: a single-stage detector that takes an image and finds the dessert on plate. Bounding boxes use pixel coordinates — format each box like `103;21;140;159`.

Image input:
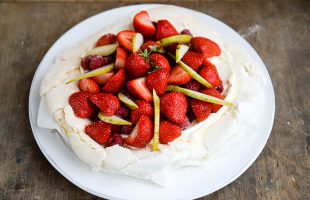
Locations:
38;6;264;186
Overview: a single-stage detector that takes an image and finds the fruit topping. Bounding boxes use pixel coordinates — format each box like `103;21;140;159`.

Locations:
148;53;170;71
95;33;117;47
133;11;156;37
107;134;124;147
98;112;132;125
152;90;160;151
180;29;192;36
122;125;134;135
158;35;192;47
132;32;144;53
167;65;192;85
78;78;100;94
140;41;162;52
175;44;189;63
190;98;212;122
130;100;154;124
90;93;120;116
199;59;222;87
155;20;178;40
117;30;136;52
191;37;221;58
216;84;224;93
115;106;130;119
159;121;181;144
184;80;202;92
87;43;118;56
69;91;96;118
127;77;153;102
160;92;188;124
126;52;151;79
66;63;114;84
125;115;154;148
181;51;204;71
114;47;128;70
146;68;169;95
118;92;138;109
102;69;126;93
85;121;111;145
201;88;224;113
92;72;114;85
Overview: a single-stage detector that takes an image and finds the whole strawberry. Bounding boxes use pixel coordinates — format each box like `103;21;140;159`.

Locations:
199;59;222;87
90;93;120;116
159;120;181;144
160;92;188;124
85;121;112;145
69;91;96;118
126;53;151;79
149;53;170;71
155;20;178;40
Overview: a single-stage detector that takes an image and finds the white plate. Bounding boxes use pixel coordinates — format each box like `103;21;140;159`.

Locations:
29;4;275;200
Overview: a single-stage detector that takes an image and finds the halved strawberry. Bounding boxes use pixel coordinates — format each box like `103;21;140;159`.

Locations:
133;11;156;37
90;93;120;116
85;121;112;145
167;65;192;85
191;37;221;58
149;53;170;71
92;72;114;85
126;53;151;79
102;69;126;93
127;77;153;102
140;41;162;52
181;51;204;71
114;47;128;70
201;88;224;113
69;91;96;118
199;59;222;87
160;92;188;124
95;33;117;47
79;78;100;94
146;68;169;95
155;20;178;40
190;98;212;122
125;115;154;148
130;100;154;124
159;120;181;144
117;30;136;52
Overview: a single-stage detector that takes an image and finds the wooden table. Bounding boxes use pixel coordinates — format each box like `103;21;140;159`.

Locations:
0;0;309;199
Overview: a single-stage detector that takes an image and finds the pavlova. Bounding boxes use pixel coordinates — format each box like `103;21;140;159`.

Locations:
38;6;264;186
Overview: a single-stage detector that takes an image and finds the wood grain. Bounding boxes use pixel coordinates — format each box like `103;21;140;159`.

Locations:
0;0;309;199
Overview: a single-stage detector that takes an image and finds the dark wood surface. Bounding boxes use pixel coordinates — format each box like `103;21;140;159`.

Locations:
0;0;309;199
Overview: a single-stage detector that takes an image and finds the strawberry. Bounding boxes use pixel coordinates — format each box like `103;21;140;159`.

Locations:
111;124;121;133
89;93;120;116
117;30;136;52
140;41;161;52
126;53;151;79
81;56;92;70
181;51;203;71
160;92;188;124
155;20;178;40
130;100;154;124
102;69;126;93
201;88;224;113
199;59;222;87
115;106;130;119
122;125;133;135
184;80;202;92
127;78;153;102
92;72;114;85
149;53;170;71
95;33;117;47
69;91;96;118
78;78;100;94
85;121;111;145
146;68;169;95
114;47;128;70
191;37;221;58
89;55;113;70
159;121;181;144
107;134;124;147
125;115;153;148
176;116;190;130
133;11;156;37
167;65;192;85
190;98;212;122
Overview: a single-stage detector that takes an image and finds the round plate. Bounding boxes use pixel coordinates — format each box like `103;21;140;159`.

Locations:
29;4;275;200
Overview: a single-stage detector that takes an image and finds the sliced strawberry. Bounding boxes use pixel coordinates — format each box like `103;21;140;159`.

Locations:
149;53;170;71
85;121;111;145
146;68;169;95
181;51;204;71
95;33;117;47
190;98;212;122
140;41;162;52
117;30;136;52
126;53;151;79
167;65;192;85
69;91;96;118
114;47;128;70
199;59;222;87
90;93;120;116
155;20;178;40
191;37;221;58
92;72;114;85
133;11;156;37
79;78;100;94
159;120;181;144
201;88;224;113
160;92;188;124
125;115;153;148
127;77;153;102
102;69;126;93
130;100;154;124
184;80;202;92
